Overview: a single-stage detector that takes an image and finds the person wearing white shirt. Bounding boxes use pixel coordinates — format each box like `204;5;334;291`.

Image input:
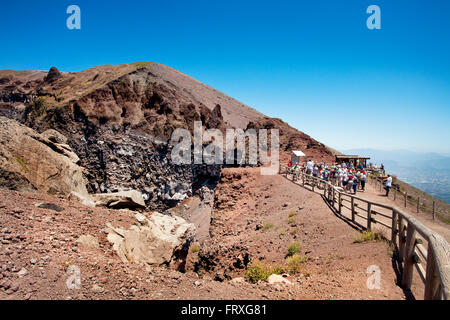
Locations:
360;172;367;191
305;160;314;175
384;175;393;197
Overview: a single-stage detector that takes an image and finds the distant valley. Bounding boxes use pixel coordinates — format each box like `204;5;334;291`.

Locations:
343;149;450;203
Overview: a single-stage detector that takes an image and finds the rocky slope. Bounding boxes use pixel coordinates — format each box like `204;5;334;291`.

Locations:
0;116;89;198
0;63;336;210
0;171;408;300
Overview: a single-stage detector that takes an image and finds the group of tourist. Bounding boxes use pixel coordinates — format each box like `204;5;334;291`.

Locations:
287;159;393;197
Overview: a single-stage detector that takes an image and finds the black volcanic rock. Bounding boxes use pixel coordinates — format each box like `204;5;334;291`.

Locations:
44;67;62;83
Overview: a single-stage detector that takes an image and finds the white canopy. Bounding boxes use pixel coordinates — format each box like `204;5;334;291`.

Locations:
292;150;306;157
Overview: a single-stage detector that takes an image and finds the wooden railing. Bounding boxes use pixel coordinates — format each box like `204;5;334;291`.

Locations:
368;174;443;221
280;164;450;300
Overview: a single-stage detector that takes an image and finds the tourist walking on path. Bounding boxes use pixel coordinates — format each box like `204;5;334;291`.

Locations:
352;176;358;194
384;174;392;197
305;159;314;175
313;166;319;178
346;176;353;192
360;171;367;191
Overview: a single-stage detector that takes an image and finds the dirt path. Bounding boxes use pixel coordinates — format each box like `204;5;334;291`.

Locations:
359;181;450;242
187;168;408;299
282;171;450;299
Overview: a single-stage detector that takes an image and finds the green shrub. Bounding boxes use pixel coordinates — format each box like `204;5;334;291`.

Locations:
288;211;296;217
244;262;285;283
287;217;296;225
245;262;271;283
270;265;285;275
191;244;200;253
287;254;308;274
261;223;275;232
287;242;302;256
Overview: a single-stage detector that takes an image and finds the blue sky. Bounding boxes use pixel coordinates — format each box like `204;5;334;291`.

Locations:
1;0;449;153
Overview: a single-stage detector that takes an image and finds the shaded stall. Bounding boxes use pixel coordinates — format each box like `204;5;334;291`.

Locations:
335;155;370;168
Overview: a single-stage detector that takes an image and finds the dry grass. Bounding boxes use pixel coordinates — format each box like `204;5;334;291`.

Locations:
353;230;385;243
261;223;275;232
287;242;302;256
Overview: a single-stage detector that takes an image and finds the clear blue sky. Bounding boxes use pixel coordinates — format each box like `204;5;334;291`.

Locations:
1;0;449;153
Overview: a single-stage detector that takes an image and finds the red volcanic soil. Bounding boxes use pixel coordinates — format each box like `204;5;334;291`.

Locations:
0;168;408;300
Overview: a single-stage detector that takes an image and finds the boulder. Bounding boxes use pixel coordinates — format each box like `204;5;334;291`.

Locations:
35;202;65;212
267;274;292;285
230;277;246;284
40;129;68;144
44;67;62;83
0;116;90;198
68;191;96;207
104;212;196;269
76;235;100;249
92;190;146;209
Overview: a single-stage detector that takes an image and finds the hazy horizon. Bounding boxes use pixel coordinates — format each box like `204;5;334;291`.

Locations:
342;148;450;203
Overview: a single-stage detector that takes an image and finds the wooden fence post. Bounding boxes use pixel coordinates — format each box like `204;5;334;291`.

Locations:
331;187;335;208
398;216;406;262
394;187;397;201
433;201;436;220
367;203;372;230
401;224;417;290
404;192;407;208
338;192;342;214
424;244;440;300
351;197;355;222
417;197;420;213
391;209;398;245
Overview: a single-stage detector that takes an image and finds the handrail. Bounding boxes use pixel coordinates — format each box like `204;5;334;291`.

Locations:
368;174;443;220
280;164;450;300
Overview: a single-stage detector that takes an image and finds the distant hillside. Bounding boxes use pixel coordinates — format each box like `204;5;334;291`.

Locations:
344;148;450;204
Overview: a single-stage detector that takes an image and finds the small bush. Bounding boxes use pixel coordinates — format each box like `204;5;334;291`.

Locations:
261;223;275;232
270;265;285;275
354;230;384;243
191;244;200;253
287;254;308;274
288;242;302;256
245;262;285;283
287;217;296;225
245;262;271;283
288;211;296;217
